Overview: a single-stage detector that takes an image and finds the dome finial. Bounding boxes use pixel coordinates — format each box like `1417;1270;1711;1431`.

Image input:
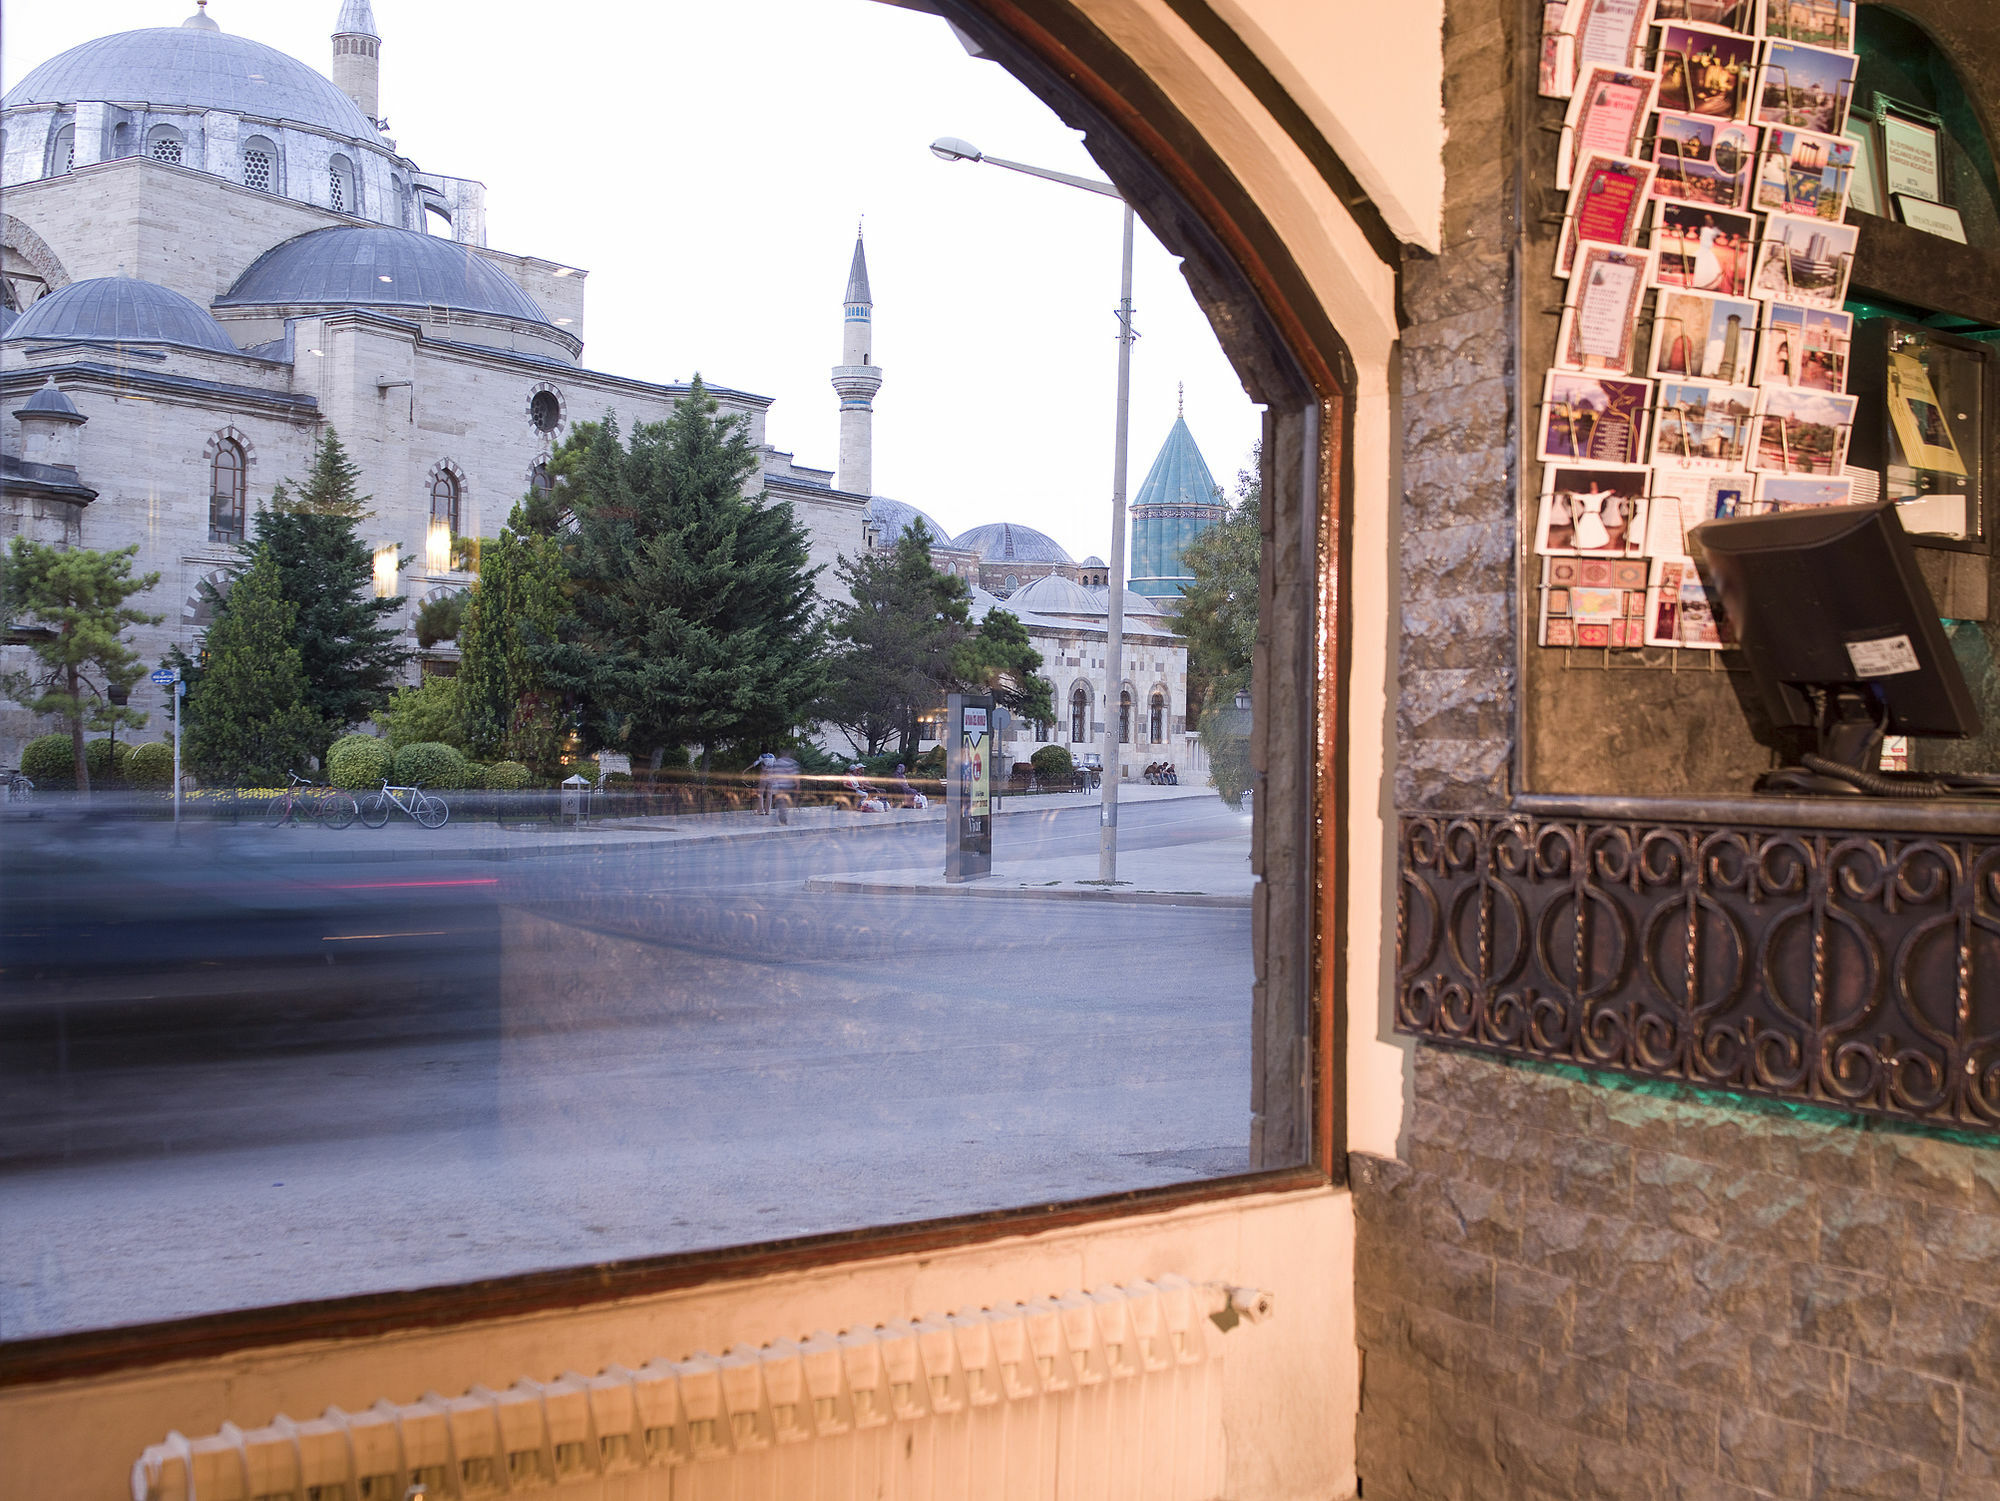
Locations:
1177;380;1183;418
184;0;221;31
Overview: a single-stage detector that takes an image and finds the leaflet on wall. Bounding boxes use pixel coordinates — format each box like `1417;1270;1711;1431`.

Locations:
1886;350;1970;477
1540;555;1650;647
1574;0;1654;75
1751;211;1857;308
1561;65;1660;189
1896;196;1968;242
1752;473;1854;511
1752;386;1857;473
1649;289;1760;382
1558;244;1654;371
1755;41;1857;137
1540;370;1653;463
1754;126;1855;221
1536;463;1651;556
1758;0;1854;54
1559;152;1656;275
1644;556;1728;648
1651;380;1758;470
1654;24;1759;124
1757;303;1850;391
1650;201;1759;297
1647;112;1757;210
1643;468;1759;554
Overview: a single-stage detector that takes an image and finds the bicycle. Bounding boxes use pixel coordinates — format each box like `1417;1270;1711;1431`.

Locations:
4;770;31;805
359;778;449;830
264;771;357;830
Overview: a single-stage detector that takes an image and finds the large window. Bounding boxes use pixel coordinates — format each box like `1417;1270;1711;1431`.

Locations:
208;438;245;543
1070;684;1089;742
430;467;460;535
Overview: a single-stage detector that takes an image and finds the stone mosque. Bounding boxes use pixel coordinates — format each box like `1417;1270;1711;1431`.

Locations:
0;3;1224;777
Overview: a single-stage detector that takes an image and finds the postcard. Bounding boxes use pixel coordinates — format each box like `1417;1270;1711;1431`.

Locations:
1574;0;1654;75
1898;197;1968;242
1537;464;1651;556
1753;386;1857;473
1645;556;1727;649
1752;473;1854;511
1758;303;1851;391
1886;350;1969;476
1652;380;1758;470
1655;24;1759;124
1644;468;1758;554
1540;371;1653;463
1650;201;1758;296
1752;211;1858;308
1648;112;1757;209
1649;289;1760;382
1754;127;1855;221
1559;152;1656;274
1653;0;1757;38
1880;110;1942;201
1561;65;1660;189
1756;41;1857;137
1758;0;1854;54
1541;555;1650;647
1558;244;1655;371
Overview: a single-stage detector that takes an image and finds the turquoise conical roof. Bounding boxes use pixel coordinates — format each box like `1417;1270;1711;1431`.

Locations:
1132;415;1221;510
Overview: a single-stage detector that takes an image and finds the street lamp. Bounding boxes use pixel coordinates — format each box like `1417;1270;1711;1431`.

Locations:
932;135;1136;883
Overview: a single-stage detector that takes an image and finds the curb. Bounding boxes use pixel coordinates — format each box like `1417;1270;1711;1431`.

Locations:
802;875;1253;909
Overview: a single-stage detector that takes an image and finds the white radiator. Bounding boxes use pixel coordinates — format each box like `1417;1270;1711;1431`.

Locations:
133;1276;1271;1501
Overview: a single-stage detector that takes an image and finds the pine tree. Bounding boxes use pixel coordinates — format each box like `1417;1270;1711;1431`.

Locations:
1;539;161;793
1175;449;1261;725
184;547;321;785
539;379;825;764
954;606;1056;728
822;524;973;757
458;502;567;771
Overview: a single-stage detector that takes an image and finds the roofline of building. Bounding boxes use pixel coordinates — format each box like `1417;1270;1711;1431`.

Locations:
1;97;409;171
0;359;320;421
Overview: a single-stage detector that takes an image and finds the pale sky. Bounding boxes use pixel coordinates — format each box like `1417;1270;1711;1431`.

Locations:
2;0;1263;563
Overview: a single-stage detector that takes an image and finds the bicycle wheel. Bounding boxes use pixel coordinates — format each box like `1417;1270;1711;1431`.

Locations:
414;792;449;829
263;794;292;828
359;792;391;829
321;790;358;830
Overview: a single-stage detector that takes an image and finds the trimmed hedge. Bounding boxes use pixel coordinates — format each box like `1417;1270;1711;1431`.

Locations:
86;737;134;784
392;740;470;790
128;741;175;788
484;760;532;790
20;734;74;788
327;734;394;789
1030;744;1074;779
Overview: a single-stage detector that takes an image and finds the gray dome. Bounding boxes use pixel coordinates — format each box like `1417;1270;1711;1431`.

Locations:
216;227;553;325
15;378;82;419
1094;585;1170;621
964;584;1009;622
1008;573;1102;616
868;497;954;547
952;521;1074;565
1080;554;1106;567
5;277;240;355
3;27;377;143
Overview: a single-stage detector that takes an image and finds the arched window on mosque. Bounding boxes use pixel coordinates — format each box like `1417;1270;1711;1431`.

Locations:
1070;685;1088;744
1119;690;1133;745
113;123;134;159
210;439;246;544
530;461;553;498
1002;573;1018;594
242;136;277;192
328;154;355;215
431;469;461;537
147;126;183;166
1150;693;1165;744
51;124;75;177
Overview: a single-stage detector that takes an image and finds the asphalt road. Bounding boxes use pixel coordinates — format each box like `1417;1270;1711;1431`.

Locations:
0;797;1254;1339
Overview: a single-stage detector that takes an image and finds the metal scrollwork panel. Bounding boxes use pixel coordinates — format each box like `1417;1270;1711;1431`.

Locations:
1396;813;2000;1132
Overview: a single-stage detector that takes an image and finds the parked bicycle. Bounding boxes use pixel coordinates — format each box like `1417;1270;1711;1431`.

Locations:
4;770;31;805
264;771;357;830
359;778;449;829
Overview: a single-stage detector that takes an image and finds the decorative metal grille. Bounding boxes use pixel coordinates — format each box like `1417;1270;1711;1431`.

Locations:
1397;811;2000;1130
243;150;271;192
151;137;182;166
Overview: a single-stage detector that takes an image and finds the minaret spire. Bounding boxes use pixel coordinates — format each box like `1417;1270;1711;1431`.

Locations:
333;0;383;126
831;227;883;496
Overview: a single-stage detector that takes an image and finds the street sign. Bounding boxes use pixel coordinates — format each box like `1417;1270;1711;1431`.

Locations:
149;668;180;686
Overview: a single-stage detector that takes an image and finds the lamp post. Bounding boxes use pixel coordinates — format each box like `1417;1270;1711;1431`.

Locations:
931;136;1135;882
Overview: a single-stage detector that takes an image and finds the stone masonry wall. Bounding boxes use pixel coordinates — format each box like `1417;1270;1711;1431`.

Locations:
1354;1046;2000;1500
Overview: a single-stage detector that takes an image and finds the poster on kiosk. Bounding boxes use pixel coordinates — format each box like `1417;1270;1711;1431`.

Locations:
945;692;994;882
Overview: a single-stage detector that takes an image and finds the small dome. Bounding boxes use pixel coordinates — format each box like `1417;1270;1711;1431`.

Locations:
1080;555;1106;567
4;27;377;143
952;521;1074;565
964;584;1008;622
15;377;83;420
183;4;220;31
1008;573;1102;617
5;277;240;355
867;496;953;547
217;227;553;326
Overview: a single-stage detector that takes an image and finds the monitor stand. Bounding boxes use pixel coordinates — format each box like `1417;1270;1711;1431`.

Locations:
1758;687;1895;796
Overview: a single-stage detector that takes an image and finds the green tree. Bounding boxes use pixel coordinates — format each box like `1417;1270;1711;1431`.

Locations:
457;503;567;772
184;547;320;785
414;589;468;648
539;380;825;766
1;539;160;793
175;428;409;752
1176;449;1261;805
823;524;972;756
954;606;1055;728
381;674;466;750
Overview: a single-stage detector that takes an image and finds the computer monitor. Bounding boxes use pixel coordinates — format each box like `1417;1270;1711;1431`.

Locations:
1690;500;1982;795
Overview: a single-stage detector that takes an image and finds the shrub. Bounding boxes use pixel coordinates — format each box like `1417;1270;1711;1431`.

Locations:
1030;744;1074;781
20;734;74;788
392;740;469;789
327;734;393;789
484;759;532;790
461;761;490;789
383;676;465;751
127;740;175;788
86;737;134;785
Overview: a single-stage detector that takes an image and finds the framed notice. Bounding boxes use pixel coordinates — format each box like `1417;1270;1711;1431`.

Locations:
1886;350;1969;478
1843;112;1885;216
1561;65;1659;189
1558;243;1654;372
1877;99;1944;202
1896;196;1967;242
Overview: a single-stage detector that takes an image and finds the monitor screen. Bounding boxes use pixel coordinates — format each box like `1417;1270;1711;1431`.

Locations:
1691;501;1979;740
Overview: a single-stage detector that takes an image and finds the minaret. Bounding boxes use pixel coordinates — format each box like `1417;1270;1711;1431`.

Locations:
332;0;382;126
830;229;882;496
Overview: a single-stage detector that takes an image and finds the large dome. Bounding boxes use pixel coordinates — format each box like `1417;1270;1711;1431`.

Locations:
5;277;240;355
3;27;378;143
867;497;953;547
216;227;552;325
952;521;1073;566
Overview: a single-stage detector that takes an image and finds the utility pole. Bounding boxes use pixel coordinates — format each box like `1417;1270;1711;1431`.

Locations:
1099;202;1135;882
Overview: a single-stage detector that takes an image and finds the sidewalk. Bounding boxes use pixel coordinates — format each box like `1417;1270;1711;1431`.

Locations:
15;781;1223;865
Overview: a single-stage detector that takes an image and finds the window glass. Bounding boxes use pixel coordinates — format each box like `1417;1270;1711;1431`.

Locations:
0;0;1302;1341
